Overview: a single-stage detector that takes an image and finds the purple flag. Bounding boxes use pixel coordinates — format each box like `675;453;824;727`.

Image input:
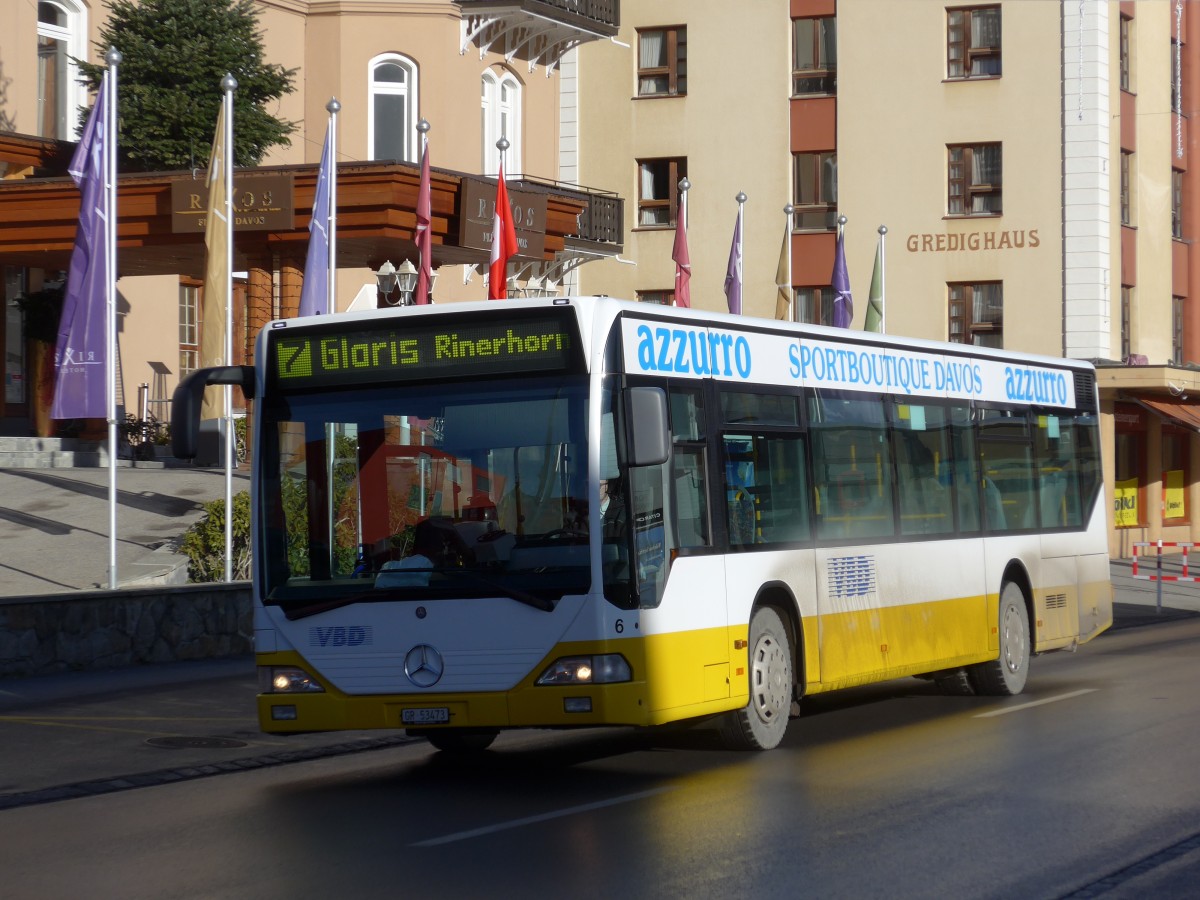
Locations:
724;210;743;316
831;228;853;328
299;126;333;316
52;72;111;419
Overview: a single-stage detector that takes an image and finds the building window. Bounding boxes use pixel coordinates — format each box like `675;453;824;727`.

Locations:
1114;403;1146;527
1173;169;1184;239
792;17;836;95
637;26;686;97
369;53;418;163
1121;286;1132;361
5;267;26;406
948;144;1001;216
637;157;686;228
1121;152;1133;226
1172;39;1181;111
37;1;87;140
1173;295;1185;365
793;152;837;230
797;288;833;327
947;6;1001;79
482;68;522;175
179;281;199;377
636;290;675;306
948;282;1002;348
1119;15;1132;92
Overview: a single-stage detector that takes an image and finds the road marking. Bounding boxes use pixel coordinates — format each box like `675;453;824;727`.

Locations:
973;688;1098;718
411;787;675;847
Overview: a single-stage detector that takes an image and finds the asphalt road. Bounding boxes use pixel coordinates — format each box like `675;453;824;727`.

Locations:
2;617;1199;899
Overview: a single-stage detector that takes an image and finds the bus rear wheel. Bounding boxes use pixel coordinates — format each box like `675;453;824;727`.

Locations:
969;582;1030;696
719;606;793;751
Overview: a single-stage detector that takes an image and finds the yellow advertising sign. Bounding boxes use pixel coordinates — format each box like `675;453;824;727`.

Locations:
1164;469;1185;520
1114;477;1139;527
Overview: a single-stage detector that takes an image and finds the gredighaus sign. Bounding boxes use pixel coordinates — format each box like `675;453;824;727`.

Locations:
906;228;1040;252
459;177;547;259
171;174;294;233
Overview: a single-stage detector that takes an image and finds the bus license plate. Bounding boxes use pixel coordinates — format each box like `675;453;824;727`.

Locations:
402;707;450;725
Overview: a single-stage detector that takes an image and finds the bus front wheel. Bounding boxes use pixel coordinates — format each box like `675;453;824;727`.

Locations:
719;606;793;751
970;582;1030;696
417;728;499;753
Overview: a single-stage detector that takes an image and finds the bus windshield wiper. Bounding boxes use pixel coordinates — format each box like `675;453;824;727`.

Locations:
281;570;555;618
283;592;373;621
435;568;556;612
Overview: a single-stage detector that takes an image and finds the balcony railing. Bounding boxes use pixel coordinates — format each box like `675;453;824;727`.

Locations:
516;176;623;250
457;0;619;31
570;192;623;245
457;0;620;70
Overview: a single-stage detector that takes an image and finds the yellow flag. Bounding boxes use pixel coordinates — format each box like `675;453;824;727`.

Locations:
774;222;791;320
200;101;229;420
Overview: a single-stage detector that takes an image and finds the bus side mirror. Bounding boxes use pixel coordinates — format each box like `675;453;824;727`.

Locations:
625;386;669;467
171;365;255;459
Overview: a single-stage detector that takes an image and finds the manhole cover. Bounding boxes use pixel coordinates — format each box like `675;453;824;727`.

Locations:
145;736;248;750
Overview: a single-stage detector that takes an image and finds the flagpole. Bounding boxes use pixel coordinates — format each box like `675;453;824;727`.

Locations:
326;97;339;315
489;135;513;300
220;74;236;582
415;118;431;304
784;204;794;323
878;224;888;333
105;47;121;590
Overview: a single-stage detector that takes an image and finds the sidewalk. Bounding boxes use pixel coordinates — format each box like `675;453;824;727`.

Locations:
1109;554;1200;627
0;465;249;595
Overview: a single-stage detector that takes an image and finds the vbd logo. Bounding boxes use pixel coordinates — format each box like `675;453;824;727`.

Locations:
309;625;373;648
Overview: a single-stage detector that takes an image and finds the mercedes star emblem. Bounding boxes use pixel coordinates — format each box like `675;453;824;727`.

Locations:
404;644;444;688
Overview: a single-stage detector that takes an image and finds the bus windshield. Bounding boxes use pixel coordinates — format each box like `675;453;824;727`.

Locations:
258;374;592;615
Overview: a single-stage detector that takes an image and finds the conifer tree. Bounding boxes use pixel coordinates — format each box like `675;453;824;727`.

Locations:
77;0;297;171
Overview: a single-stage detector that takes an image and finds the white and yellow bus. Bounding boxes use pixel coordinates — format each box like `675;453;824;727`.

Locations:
174;297;1112;751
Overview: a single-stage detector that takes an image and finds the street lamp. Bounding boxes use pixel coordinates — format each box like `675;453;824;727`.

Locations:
395;259;418;306
375;260;398;304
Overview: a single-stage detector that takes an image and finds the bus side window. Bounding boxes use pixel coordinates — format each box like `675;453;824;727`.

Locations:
948;406;982;532
979;410;1035;531
809;393;895;542
1036;414;1087;528
673;447;709;547
891;404;953;536
721;432;809;547
723;435;758;546
670;388;710;548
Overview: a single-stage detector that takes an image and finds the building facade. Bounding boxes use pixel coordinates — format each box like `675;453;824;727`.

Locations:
572;0;1200;558
4;0;1199;560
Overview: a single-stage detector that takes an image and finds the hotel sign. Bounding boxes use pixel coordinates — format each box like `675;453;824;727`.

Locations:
171;174;294;233
459;177;547;259
906;228;1040;253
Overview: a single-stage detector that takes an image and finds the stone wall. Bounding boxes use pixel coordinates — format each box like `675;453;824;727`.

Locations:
0;584;252;678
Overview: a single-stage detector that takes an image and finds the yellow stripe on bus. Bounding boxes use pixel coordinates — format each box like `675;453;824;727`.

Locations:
256;578;1110;733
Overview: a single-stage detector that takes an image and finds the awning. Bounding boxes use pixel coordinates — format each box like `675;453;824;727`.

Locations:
1131;394;1200;432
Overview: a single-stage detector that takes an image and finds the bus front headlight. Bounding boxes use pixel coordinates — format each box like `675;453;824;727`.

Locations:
261;666;325;693
536;654;632;685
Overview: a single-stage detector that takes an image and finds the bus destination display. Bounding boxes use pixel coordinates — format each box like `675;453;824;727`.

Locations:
271;315;576;389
